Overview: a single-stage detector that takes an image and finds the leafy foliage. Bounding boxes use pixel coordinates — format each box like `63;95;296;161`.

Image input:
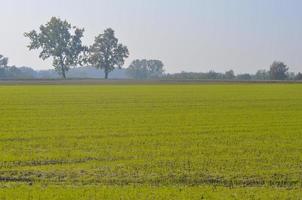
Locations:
88;28;129;79
24;17;87;79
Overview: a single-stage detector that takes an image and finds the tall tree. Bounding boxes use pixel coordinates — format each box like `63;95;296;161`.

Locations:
24;17;86;79
269;61;289;80
88;28;129;79
126;59;165;79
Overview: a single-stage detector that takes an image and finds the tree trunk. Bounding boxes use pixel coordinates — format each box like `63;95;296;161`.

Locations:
62;67;66;79
60;56;66;79
104;69;109;79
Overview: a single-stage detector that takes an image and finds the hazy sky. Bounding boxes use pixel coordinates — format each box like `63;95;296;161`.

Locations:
1;0;301;73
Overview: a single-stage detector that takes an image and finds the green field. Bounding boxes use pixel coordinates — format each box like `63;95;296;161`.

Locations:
0;83;302;199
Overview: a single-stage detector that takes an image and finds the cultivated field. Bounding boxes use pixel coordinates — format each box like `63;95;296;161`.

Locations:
0;83;302;199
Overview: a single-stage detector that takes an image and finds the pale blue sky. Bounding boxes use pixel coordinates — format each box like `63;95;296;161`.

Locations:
1;0;301;73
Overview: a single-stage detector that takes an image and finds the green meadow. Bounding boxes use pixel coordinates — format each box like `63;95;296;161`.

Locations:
0;83;302;199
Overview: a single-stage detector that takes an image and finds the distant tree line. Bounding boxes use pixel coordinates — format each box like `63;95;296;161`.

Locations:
0;55;36;79
1;17;302;80
126;60;301;81
126;59;165;79
1;54;301;80
164;61;302;81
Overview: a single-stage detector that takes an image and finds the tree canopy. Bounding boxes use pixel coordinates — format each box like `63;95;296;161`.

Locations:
24;17;86;79
88;28;129;79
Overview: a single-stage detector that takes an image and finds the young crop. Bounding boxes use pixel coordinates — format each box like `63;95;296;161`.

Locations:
0;84;301;199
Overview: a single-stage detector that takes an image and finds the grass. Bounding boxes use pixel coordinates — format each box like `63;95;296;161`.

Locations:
0;83;302;199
